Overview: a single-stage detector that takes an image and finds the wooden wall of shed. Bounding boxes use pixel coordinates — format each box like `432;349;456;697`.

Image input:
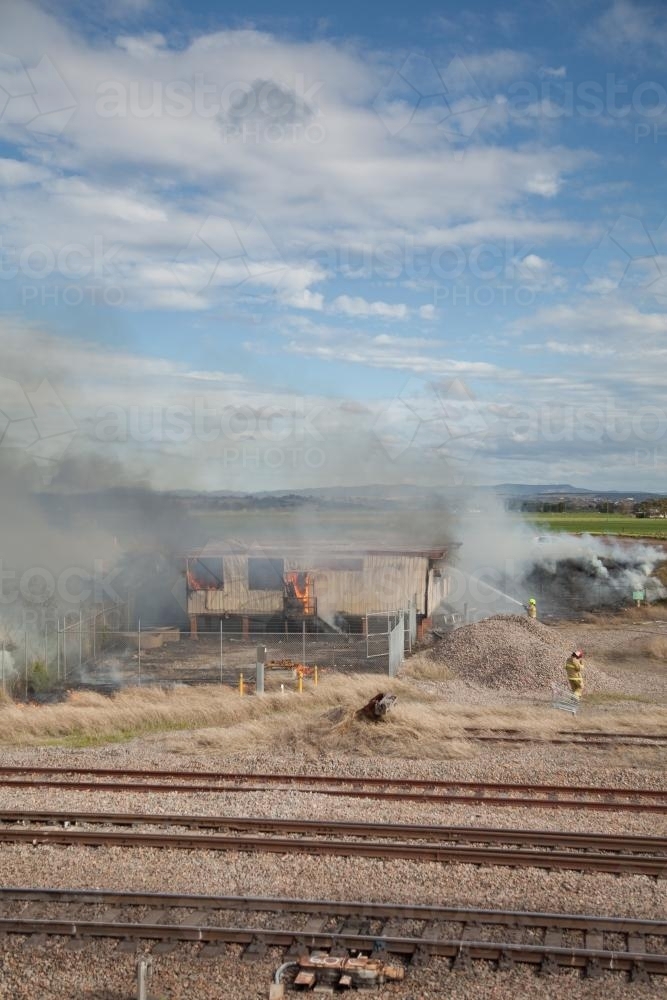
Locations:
281;554;431;620
187;552;449;618
426;561;450;614
187;553;283;615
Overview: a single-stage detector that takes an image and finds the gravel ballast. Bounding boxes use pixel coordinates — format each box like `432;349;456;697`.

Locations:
0;742;665;999
429;615;614;692
0;612;665;1000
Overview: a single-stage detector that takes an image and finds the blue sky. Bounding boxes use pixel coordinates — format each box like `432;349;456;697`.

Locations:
1;0;667;490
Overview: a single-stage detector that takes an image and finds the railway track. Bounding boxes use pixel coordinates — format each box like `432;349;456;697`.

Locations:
0;765;665;813
0;888;665;978
2;807;666;855
460;728;667;746
0;815;664;875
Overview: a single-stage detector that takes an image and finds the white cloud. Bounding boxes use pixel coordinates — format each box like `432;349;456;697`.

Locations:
115;33;167;59
0;158;50;185
0;1;592;315
517;297;667;339
588;0;667;58
280;288;324;310
538;340;616;357
525;171;562;197
516;254;567;291
540;65;566;78
331;295;409;319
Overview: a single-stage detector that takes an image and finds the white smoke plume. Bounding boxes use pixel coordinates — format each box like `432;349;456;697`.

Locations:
443;498;666;619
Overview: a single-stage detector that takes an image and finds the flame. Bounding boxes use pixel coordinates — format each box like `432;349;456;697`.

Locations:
284;571;314;612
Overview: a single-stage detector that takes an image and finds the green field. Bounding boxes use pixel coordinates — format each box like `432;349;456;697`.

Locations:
527;512;667;539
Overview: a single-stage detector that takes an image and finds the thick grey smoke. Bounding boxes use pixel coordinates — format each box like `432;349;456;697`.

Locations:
442;497;666;619
0;452;205;676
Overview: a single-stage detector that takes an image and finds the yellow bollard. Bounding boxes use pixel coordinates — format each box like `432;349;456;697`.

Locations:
313;665;318;687
239;671;244;697
297;672;303;694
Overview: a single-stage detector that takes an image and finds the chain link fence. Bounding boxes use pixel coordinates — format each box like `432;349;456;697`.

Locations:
1;608;410;696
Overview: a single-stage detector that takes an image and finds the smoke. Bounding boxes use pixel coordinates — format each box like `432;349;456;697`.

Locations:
442;495;666;619
0;650;16;688
0;451;204;671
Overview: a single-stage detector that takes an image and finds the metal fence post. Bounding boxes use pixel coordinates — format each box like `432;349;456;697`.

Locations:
24;631;28;699
79;610;82;670
63;615;68;682
57;618;60;680
1;637;5;694
220;620;223;684
256;644;266;695
138;619;141;686
136;956;152;1000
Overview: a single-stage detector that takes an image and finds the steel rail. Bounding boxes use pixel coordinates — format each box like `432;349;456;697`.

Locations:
2;887;666;936
1;809;664;855
0;826;664;875
0;765;664;799
463;728;667;740
460;729;667;745
1;916;665;972
0;778;664;812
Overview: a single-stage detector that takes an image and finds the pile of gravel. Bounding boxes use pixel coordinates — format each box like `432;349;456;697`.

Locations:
430;615;610;693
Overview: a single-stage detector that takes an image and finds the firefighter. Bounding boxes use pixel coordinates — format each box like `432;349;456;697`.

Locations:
526;597;537;619
565;650;585;700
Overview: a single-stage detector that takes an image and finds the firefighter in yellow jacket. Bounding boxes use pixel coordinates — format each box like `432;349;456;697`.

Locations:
526;597;537;619
565;650;584;700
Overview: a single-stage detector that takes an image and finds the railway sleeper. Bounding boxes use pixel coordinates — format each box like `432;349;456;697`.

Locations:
451;946;473;973
585;957;604;979
631;961;651;984
496;949;516;971
539;953;561;976
242;935;268;962
409;945;433;969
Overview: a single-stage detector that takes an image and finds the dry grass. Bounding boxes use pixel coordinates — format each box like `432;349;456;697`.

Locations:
401;652;451;681
167;699;475;761
600;634;667;661
0;675;442;751
1;671;665;756
645;636;667;659
610;604;667;623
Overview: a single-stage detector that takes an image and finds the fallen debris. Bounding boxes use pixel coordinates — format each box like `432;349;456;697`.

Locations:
276;952;405;991
355;692;397;721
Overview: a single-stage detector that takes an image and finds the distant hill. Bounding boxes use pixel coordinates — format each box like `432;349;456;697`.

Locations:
491;483;592;496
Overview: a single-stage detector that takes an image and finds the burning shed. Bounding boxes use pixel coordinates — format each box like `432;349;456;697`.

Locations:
185;542;457;635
